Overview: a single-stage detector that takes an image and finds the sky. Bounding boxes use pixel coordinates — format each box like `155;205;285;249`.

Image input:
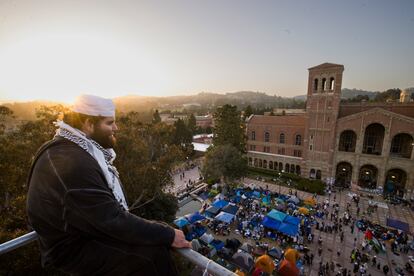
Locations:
0;0;413;103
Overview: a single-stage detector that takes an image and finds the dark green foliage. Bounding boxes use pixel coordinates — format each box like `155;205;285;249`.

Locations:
247;167;326;195
213;104;246;153
202;145;247;184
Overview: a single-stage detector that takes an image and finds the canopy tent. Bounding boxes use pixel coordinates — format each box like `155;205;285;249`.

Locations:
284;248;300;264
205;205;221;217
261;216;281;231
212;199;229;209
275;198;285;205
284;215;301;226
267;209;287;222
252;191;261;198
240;243;254;254
215;211;235;224
387;218;410;232
255;254;275;274
200;233;214;244
304;197;317;206
278;259;299;276
185;212;206;224
262;195;271;206
174;217;189;228
268;247;283;259
287;196;300;204
278;222;299;237
210;239;225;250
232;251;254;273
222;204;239;215
298;207;309;215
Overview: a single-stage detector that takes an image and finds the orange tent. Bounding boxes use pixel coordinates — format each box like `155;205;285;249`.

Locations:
284;248;299;264
255;254;275;274
278;259;299;276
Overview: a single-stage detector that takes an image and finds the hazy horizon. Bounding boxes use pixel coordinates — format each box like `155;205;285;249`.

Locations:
0;0;413;103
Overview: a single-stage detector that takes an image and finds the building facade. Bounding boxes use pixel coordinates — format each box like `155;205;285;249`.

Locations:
246;63;414;198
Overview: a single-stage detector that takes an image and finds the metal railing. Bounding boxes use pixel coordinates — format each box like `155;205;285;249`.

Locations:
0;231;236;276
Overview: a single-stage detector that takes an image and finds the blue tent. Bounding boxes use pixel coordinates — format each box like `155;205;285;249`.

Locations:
213;199;229;209
211;239;225;250
284;215;301;226
262;195;271;206
205;205;220;218
252;191;261;198
267;209;287;222
222;204;239;215
261;216;281;231
185;212;206;224
174;217;189;228
278;222;299;237
215;211;235;223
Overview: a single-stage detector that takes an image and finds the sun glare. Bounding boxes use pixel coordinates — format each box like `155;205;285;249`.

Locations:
0;31;171;103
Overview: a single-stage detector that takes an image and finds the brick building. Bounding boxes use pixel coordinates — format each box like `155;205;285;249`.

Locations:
246;63;414;198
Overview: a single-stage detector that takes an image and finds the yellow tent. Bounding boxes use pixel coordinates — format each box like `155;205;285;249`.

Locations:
298;207;309;215
284;248;300;264
255;254;275;274
304;197;317;206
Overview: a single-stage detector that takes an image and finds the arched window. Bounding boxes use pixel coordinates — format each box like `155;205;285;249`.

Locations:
310;169;316;179
278;162;283;171
316;170;322;180
362;123;385;155
295;134;302;145
269;161;273;170
390;133;413;158
254;158;258;167
279;133;285;144
264;132;270;142
290;164;295;173
295;165;301;175
358;164;378;189
335;162;352;187
329;77;335;90
385;168;408;197
314;79;318;91
251;131;256;140
338;130;357;152
263;160;267;169
322;78;327;91
285;163;290;172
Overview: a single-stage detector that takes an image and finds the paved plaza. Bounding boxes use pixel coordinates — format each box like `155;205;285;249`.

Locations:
243;178;414;276
171;166;202;195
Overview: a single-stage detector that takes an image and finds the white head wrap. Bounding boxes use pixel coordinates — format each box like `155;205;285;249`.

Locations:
71;94;115;117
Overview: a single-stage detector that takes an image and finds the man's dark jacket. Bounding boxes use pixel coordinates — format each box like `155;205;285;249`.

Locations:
27;138;175;273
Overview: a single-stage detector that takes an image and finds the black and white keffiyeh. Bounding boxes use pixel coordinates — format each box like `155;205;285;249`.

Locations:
54;120;128;210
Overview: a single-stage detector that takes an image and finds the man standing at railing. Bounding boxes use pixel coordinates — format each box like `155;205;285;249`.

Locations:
27;94;190;275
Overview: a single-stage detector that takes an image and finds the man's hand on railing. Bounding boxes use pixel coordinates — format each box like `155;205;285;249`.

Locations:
172;229;191;248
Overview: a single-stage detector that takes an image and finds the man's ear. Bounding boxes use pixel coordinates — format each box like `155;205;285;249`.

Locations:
81;118;95;136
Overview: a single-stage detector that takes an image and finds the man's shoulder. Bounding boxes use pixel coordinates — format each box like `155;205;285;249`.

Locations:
37;138;99;170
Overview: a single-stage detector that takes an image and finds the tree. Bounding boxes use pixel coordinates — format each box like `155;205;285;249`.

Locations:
202;145;247;186
243;105;253;119
213;104;246;153
187;113;197;135
152;109;161;124
172;119;193;150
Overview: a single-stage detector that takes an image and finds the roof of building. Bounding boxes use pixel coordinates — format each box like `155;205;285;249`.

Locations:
308;62;344;70
248;114;306;126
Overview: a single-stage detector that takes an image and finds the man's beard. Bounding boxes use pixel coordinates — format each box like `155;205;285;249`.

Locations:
90;128;116;149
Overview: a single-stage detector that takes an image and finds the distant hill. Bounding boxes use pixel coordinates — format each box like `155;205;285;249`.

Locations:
3;87;413;120
293;88;380;100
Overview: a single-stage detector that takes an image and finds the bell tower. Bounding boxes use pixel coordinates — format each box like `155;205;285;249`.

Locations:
303;63;344;182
